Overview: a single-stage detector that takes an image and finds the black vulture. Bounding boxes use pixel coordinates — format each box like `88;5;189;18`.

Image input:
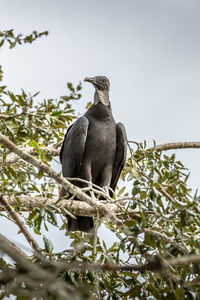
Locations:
60;76;127;232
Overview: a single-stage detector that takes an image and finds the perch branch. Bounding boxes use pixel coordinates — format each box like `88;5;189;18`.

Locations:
0;196;140;219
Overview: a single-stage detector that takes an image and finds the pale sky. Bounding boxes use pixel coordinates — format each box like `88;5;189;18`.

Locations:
0;0;200;252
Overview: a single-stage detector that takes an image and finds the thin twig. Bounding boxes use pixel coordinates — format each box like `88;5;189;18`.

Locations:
144;228;189;255
0;194;41;253
93;211;101;299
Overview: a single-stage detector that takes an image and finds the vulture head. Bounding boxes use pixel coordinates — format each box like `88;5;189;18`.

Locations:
84;76;110;106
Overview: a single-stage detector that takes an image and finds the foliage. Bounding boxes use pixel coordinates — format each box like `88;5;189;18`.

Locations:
0;29;48;49
0;29;200;300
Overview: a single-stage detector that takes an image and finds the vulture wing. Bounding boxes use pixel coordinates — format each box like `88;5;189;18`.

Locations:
60;116;89;178
110;122;127;192
60;116;93;232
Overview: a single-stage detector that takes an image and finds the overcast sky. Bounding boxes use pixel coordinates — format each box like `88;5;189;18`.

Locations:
0;0;200;252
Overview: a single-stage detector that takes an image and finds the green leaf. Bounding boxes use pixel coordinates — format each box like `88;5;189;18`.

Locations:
175;288;185;300
51;110;62;117
30;184;40;193
117;186;125;197
67;82;74;92
40;207;45;217
102;240;107;251
16;296;28;300
34;227;41;235
38;169;44;179
8;166;17;179
144;233;156;248
132;186;140;196
62;207;76;219
107;242;118;252
86;102;92;110
28;209;37;221
87;271;95;282
29;140;38;149
48;204;61;213
122;285;141;297
43;235;54;253
47;209;58;226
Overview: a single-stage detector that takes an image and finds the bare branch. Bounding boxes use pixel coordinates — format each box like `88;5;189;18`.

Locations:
0;233;29;259
153;142;200;151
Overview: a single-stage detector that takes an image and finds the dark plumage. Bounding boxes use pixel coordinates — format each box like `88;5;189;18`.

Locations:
60;76;127;232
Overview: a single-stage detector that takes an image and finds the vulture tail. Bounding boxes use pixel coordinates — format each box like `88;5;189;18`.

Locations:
67;216;94;233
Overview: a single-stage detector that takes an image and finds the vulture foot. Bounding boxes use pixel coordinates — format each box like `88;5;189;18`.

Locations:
102;186;110;199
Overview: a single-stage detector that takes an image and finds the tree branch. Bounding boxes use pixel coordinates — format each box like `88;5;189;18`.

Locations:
153;142;200;151
1;230;199;295
144;229;189;255
0;194;41;253
0;145;59;165
1;195;189;255
46;253;200;274
0;234;81;300
0;195;140;218
0;233;29;259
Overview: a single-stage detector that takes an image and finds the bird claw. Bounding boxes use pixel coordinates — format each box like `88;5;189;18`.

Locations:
102;186;110;196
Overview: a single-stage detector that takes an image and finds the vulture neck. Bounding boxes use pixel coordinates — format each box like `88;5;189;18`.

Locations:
94;89;110;107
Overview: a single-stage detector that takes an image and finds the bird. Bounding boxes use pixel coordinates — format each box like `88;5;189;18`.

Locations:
59;76;127;233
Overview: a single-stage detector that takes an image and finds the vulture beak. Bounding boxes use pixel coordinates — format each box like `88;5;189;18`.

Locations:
84;77;96;85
